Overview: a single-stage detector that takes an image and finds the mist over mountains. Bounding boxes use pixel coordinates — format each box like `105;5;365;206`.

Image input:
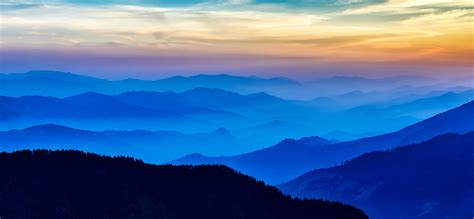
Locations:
0;70;466;100
0;124;242;162
2;0;473;217
2;71;473;148
1;70;473;218
172;101;474;184
0;70;300;98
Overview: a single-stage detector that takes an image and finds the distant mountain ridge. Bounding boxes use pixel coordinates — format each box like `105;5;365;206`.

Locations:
116;88;284;110
0;124;241;163
279;132;474;219
1;88;285;134
172;101;474;184
0;149;368;219
2;70;464;100
343;89;474;119
0;86;287;121
0;70;301;97
2;88;472;147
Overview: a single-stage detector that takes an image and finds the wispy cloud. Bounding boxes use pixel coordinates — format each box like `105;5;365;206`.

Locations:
0;0;472;76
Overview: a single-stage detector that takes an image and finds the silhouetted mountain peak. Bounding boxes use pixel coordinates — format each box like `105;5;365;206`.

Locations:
282;138;299;144
65;91;111;100
23;123;71;131
22;70;104;82
211;127;232;136
297;136;331;147
167;75;186;80
187;74;239;81
35;123;62;128
17;124;97;136
272;138;300;149
119;78;140;82
247;91;280;100
177;153;212;162
194;73;231;77
265;137;331;151
22;123;89;132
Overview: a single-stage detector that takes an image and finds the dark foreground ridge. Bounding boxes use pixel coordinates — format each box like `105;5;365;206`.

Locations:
0;150;367;219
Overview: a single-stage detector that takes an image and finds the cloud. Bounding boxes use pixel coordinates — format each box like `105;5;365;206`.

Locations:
0;1;45;11
0;0;472;75
342;0;473;15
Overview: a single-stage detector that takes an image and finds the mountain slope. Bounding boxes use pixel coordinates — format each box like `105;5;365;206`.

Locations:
153;74;301;93
0;124;241;163
0;150;367;219
279;132;474;219
0;71;301;97
0;90;248;132
172;136;333;184
114;87;285;111
0;94;181;120
0;124;130;155
343;90;474;120
173;101;474;184
1;89;255;120
0;70;114;97
384;89;474;116
0;87;286;122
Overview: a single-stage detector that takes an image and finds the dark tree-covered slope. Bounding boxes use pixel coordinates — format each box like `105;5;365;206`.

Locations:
279;132;474;219
0;150;367;219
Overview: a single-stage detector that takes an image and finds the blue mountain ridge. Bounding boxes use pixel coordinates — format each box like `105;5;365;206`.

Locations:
0;86;290;121
0;124;240;163
279;132;474;219
172;101;474;184
0;70;301;97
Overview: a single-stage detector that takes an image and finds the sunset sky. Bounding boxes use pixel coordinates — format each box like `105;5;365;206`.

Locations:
0;0;473;79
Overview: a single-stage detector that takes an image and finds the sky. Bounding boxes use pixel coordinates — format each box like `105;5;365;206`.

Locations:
0;0;473;79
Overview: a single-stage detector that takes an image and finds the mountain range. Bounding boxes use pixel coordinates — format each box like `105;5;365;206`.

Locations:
344;89;474;119
0;70;300;97
279;132;474;219
0;90;244;120
2;71;472;139
0;124;243;163
172;101;474;184
0;89;263;133
1;70;473;219
0;149;368;219
2;81;472;140
2;70;467;101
